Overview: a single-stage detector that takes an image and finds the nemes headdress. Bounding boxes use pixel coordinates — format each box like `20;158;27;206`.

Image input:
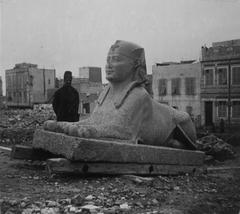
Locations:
108;40;147;82
98;41;151;107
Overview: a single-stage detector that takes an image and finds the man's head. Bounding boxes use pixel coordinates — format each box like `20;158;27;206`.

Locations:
105;40;147;83
64;71;72;86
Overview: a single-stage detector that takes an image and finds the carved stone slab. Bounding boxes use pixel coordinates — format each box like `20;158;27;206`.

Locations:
33;129;205;166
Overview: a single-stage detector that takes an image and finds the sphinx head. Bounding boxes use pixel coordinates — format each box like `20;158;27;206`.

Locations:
105;40;147;84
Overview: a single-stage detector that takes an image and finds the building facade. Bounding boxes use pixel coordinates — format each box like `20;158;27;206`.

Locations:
152;61;201;127
0;76;4;108
0;76;2;96
5;63;56;107
201;39;240;126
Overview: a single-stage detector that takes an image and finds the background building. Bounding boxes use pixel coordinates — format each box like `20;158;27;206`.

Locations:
5;63;56;107
0;76;4;108
201;39;240;127
0;77;2;96
152;61;201;127
79;67;102;83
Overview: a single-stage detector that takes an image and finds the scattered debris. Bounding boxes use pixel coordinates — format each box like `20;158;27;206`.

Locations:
196;134;235;161
0;107;55;146
0;109;240;213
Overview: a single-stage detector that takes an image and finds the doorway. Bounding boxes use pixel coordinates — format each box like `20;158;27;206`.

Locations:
205;101;213;126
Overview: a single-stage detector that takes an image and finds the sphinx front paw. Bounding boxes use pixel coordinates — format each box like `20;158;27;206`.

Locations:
43;120;58;132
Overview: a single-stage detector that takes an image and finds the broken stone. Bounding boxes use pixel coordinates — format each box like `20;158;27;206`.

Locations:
71;194;85;206
85;195;95;200
40;207;60;214
58;198;71;205
46;200;60;207
9;200;18;206
174;186;180;191
135;201;144;208
80;204;100;211
20;201;27;208
119;202;130;210
152;199;159;205
123;175;153;184
197;134;235;161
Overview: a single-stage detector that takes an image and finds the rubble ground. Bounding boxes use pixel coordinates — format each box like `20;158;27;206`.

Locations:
0;108;240;214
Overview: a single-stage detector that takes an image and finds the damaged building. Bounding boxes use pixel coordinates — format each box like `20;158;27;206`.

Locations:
5;63;56;108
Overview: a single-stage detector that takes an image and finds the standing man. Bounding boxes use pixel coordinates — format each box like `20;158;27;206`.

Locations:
53;71;80;122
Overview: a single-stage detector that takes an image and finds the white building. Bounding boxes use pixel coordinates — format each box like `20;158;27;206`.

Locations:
152;61;201;127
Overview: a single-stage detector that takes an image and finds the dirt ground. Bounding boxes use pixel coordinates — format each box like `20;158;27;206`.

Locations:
0;109;240;213
0;146;240;214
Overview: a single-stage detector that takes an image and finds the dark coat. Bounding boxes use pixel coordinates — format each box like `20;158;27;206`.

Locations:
52;85;79;122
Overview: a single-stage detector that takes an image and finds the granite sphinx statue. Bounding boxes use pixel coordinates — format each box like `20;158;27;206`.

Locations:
44;40;197;149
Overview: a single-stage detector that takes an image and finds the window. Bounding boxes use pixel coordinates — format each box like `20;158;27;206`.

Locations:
6;76;11;88
232;66;240;85
232;101;240;118
7;94;12;101
217;67;227;85
24;91;27;103
158;79;167;95
48;79;51;84
205;68;214;86
217;101;227;118
171;78;181;95
185;78;195;95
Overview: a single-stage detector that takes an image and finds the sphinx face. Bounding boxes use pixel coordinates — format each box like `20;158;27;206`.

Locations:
105;53;135;83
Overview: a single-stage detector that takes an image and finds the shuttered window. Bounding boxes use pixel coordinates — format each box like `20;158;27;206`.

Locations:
158;79;167;96
185;77;195;95
171;78;181;95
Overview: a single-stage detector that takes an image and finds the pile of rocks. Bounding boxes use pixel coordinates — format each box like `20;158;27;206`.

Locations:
0;104;55;129
0;105;55;145
196;134;235;161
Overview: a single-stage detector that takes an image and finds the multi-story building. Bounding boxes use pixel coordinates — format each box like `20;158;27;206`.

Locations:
58;67;103;114
0;76;2;96
0;76;4;108
152;61;201;127
5;63;56;107
201;39;240;126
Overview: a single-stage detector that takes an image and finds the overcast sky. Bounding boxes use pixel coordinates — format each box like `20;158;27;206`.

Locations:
1;0;240;94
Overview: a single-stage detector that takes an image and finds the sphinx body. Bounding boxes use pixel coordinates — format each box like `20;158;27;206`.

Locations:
44;81;196;148
44;40;197;149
